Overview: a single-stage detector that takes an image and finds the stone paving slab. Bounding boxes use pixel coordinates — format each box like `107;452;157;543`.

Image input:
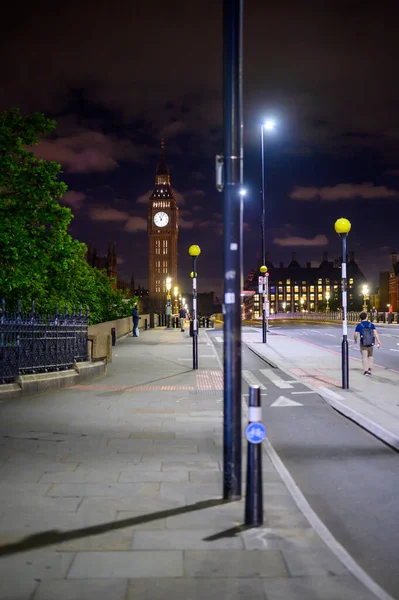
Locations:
183;549;288;578
33;579;128;600
68;550;184;579
132;529;245;550
127;577;267;599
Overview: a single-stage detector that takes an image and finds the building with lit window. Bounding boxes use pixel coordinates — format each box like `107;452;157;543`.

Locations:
243;251;366;317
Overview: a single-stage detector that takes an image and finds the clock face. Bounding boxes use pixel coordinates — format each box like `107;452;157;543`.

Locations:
154;211;169;227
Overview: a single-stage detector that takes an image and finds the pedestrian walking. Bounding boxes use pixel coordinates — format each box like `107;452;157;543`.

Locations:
354;311;381;375
132;304;140;337
179;306;187;332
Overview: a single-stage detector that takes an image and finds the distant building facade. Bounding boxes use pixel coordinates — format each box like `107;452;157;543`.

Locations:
389;252;399;311
243;251;366;317
87;242;117;285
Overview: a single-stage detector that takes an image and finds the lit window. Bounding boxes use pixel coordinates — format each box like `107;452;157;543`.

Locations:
286;286;291;292
294;286;299;293
155;240;161;255
302;286;306;293
286;279;291;284
286;294;291;300
310;293;314;299
310;286;315;293
278;294;283;300
318;293;323;300
294;293;299;300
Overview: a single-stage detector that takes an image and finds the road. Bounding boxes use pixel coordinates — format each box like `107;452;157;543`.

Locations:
209;327;399;599
269;321;399;372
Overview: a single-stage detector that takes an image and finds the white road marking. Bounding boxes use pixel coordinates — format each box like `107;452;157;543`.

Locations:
270;396;303;407
215;336;223;343
389;349;399;352
291;390;318;395
260;369;293;388
324;333;335;337
242;370;266;390
263;438;395;600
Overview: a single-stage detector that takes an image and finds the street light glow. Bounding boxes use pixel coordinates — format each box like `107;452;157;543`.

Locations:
263;119;276;132
239;188;247;197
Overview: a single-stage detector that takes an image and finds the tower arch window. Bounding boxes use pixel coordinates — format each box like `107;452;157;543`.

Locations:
155;280;161;293
155;240;161;255
162;240;168;255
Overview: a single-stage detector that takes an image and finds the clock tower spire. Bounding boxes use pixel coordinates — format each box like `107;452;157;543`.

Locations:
148;140;179;312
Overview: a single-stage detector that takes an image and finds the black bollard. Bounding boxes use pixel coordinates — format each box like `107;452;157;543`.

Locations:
111;327;116;346
245;385;265;527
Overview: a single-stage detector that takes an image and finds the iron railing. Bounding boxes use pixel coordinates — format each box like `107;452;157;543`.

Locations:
0;300;89;384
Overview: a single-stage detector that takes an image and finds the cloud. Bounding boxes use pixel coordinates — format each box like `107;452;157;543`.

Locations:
89;208;129;222
62;190;86;209
290;182;399;201
273;234;328;247
124;216;147;232
160;121;187;138
34;131;149;174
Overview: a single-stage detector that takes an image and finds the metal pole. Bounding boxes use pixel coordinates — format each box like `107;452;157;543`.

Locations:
341;234;349;389
245;385;263;526
223;0;243;501
261;126;267;344
192;257;198;370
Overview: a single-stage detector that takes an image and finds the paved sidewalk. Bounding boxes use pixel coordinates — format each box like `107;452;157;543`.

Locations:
0;326;387;600
245;328;399;450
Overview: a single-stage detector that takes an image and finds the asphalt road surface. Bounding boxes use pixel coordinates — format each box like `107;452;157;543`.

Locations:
209;328;399;599
270;321;399;372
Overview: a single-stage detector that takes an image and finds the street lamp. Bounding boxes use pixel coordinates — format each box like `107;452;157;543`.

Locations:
362;284;369;312
334;218;351;389
259;265;268;343
300;297;305;311
188;245;201;369
260;120;276;341
165;276;172;328
282;301;286;313
325;291;330;311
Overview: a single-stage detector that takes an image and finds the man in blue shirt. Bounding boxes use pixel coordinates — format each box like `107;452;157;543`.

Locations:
354;311;381;375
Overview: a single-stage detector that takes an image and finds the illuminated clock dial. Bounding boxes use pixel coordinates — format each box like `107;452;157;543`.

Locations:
154;211;169;227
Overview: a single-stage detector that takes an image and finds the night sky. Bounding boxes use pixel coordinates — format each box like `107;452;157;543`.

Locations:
1;2;398;296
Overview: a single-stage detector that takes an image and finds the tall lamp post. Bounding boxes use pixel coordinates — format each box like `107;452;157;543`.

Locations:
166;276;172;328
334;218;351;390
188;245;201;370
260;120;275;343
362;285;369;312
259;265;268;342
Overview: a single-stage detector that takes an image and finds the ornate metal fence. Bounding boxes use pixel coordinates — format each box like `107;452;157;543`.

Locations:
0;300;89;384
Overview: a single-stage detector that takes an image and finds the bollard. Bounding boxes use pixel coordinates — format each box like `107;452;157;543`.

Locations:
158;314;161;327
244;385;265;527
150;313;155;328
111;327;116;346
145;318;148;330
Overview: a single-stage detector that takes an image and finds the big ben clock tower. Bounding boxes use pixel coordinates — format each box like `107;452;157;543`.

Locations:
148;140;179;312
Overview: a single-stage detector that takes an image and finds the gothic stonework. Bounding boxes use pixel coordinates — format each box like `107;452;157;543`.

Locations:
147;140;179;312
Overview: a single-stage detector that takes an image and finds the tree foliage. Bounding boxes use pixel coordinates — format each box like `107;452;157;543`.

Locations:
0;108;135;323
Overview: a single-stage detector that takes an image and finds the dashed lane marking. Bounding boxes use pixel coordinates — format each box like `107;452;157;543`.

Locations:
260;368;294;389
242;370;266;390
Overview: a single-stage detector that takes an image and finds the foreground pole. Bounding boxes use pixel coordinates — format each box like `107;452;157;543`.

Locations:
223;0;244;501
245;385;265;526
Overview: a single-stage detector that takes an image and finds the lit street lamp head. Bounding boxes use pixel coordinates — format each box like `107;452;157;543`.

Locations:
263;119;276;132
188;244;201;257
259;265;268;274
334;218;351;235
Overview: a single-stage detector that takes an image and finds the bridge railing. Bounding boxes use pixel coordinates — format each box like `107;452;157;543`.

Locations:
0;300;89;384
254;311;398;324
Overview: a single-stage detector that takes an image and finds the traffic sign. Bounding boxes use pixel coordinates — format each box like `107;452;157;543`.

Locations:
265;300;270;318
245;422;266;444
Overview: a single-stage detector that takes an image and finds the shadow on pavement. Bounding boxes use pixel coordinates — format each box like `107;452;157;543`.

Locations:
0;498;230;557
